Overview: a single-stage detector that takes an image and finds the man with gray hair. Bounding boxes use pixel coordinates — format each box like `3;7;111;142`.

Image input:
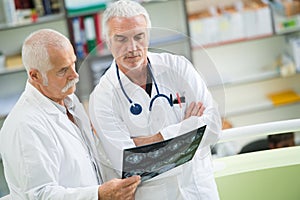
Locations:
0;29;140;200
89;0;221;199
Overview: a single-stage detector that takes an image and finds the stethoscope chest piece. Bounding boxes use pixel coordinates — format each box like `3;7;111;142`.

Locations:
130;103;142;115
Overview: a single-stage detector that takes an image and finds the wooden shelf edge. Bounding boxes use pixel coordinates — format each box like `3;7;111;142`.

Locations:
0;66;25;75
225;101;300;117
192;33;274;50
0;13;65;31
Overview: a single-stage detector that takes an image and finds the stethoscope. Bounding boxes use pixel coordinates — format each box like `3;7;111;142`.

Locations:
116;58;173;115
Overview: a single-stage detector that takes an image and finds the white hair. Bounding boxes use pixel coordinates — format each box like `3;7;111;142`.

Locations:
22;29;71;79
102;0;152;41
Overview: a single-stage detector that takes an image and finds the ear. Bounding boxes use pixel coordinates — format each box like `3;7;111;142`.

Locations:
29;69;42;83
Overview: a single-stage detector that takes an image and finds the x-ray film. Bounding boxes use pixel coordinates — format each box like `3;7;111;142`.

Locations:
122;125;206;182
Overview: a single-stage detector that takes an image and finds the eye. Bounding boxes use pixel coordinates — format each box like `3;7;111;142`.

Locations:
56;67;69;77
115;35;127;43
134;33;145;41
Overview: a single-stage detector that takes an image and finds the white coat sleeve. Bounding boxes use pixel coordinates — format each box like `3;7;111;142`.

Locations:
4;123;99;200
159;55;221;149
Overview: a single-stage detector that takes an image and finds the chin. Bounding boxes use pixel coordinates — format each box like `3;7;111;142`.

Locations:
123;60;145;71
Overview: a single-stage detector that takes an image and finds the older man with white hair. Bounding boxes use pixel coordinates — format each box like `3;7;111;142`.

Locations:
0;29;140;200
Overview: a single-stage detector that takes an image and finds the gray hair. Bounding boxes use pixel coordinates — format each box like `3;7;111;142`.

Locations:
22;29;70;77
102;0;152;41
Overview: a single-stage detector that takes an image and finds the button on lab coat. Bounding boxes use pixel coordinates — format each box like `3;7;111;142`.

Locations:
89;52;222;200
0;82;100;199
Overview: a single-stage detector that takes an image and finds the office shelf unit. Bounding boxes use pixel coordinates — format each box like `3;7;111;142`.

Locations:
185;0;300;128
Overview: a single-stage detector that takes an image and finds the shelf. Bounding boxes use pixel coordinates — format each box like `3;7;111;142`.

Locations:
226;98;300;117
193;34;273;50
226;99;273;117
0;66;25;75
198;30;297;51
0;13;65;31
65;3;106;17
223;74;300;117
224;70;280;86
209;70;281;89
65;0;172;18
197;29;300;50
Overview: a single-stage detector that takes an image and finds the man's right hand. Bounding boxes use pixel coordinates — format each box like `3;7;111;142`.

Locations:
98;176;141;200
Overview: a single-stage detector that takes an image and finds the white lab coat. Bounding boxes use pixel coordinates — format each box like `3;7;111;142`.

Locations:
89;52;222;200
0;82;100;200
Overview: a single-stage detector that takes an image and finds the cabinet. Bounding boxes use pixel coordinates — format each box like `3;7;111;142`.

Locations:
185;0;300;128
63;0;192;103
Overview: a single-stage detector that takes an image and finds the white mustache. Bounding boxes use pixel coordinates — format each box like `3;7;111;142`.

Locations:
61;78;79;93
124;52;142;58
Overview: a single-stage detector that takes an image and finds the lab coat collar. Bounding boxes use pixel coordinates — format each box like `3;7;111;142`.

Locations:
147;52;170;77
50;96;74;115
25;81;75;116
25;81;84;141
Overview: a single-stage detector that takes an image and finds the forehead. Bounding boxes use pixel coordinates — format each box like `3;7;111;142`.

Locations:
108;15;147;36
48;44;75;68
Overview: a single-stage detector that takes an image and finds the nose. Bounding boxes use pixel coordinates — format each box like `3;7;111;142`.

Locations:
70;65;79;79
127;38;137;52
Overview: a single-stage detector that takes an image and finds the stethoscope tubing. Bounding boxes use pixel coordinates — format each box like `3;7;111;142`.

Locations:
116;58;173;115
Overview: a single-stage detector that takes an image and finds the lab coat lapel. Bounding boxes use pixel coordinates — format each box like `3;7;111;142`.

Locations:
25;82;83;141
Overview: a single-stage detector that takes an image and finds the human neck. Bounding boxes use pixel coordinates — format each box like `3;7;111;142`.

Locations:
119;63;148;88
129;67;147;88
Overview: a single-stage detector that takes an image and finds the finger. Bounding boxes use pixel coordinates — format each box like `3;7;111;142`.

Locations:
185;102;196;118
197;102;205;116
128;181;140;198
200;106;205;116
122;175;141;187
122;178;140;200
120;176;140;191
191;103;201;116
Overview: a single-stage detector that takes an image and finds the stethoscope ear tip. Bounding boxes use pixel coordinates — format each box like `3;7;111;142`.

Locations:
130;103;142;115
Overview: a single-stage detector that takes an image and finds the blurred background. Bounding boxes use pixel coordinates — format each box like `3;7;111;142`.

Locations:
1;0;300;197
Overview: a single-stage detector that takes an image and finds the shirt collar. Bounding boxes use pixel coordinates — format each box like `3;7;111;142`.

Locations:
50;95;74;115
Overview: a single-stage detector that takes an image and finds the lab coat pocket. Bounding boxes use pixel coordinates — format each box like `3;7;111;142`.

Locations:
135;181;168;200
172;103;186;122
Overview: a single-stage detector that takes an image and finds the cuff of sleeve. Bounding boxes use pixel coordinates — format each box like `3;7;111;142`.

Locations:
161;116;205;140
76;185;99;200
